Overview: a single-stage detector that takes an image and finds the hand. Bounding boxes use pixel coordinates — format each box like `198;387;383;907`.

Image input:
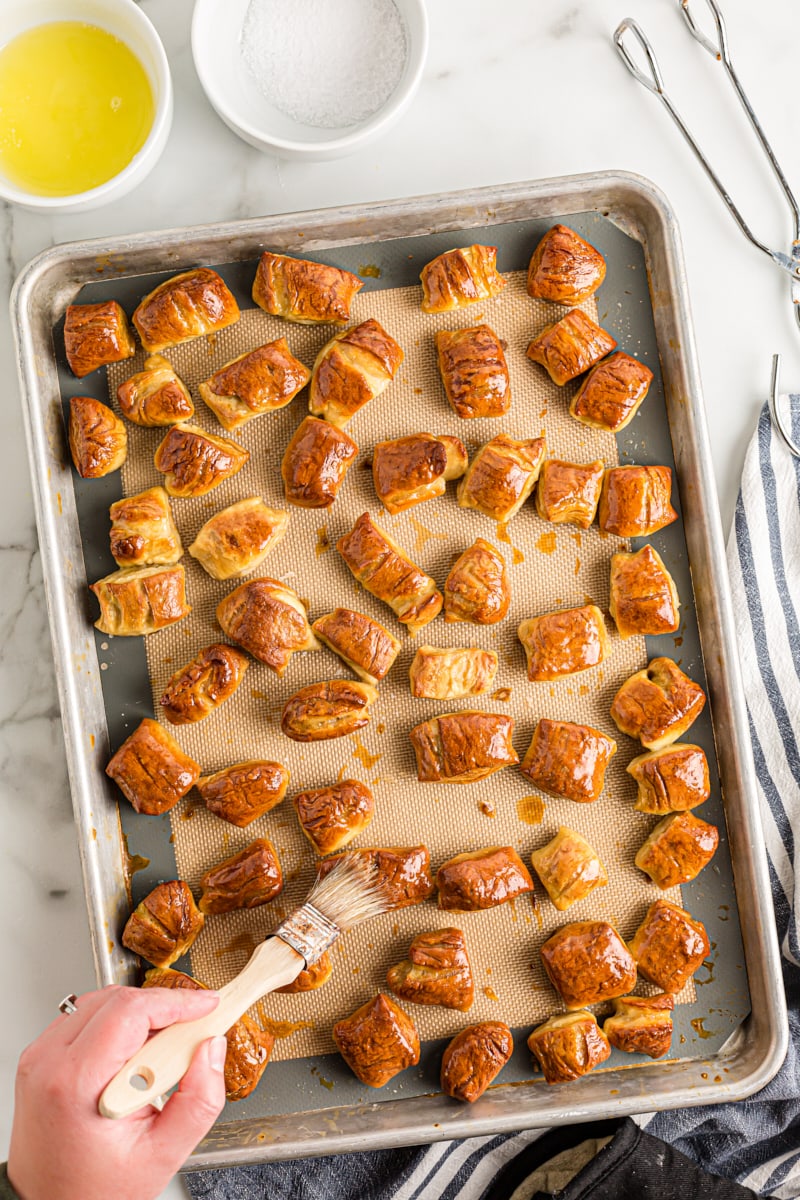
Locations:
7;985;228;1200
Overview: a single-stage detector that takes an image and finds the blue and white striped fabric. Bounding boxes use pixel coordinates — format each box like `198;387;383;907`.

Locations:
186;400;800;1200
646;397;800;1196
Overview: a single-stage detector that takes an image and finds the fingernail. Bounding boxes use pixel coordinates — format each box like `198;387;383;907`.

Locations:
209;1035;228;1072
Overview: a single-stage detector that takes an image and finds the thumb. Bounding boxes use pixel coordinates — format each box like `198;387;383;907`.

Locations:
150;1036;227;1163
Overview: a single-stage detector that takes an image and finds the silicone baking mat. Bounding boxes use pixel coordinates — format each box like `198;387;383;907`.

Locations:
56;211;745;1119
104;272;693;1055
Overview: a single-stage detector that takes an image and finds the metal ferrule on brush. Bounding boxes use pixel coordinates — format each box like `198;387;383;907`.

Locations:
273;903;341;965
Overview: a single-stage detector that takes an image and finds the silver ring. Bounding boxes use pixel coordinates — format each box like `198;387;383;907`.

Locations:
58;994;78;1015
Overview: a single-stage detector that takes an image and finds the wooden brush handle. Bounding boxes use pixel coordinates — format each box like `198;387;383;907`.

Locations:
99;938;304;1120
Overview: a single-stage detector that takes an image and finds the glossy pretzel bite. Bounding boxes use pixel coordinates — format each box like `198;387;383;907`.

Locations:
143;968;274;1101
189;497;288;581
441;1022;513;1102
409;645;498;700
132;268;240;353
216;577;318;675
610;657;706;751
64;300;136;378
333;993;420;1088
526;224;606;306
627;744;711;814
635;811;719;889
281;680;378;742
526;310;616;386
444;539;510;625
117;354;194;426
409;711;518;783
528;1011;610;1085
317;846;434;910
629;899;710;993
312;608;401;686
436;846;534;912
199;338;310;431
603;993;675;1059
198;838;283;914
153;422;249;498
160;643;249;725
91;564;190;636
435;325;511;419
197;760;290;828
457;434;546;522
275;951;333;994
219;1007;274;1102
520;719;616;803
121;880;204;968
518;604;609;682
252;251;363;324
541;921;637;1009
109;486;182;568
106;718;200;815
337;512;443;633
387;928;474;1011
570;352;653;432
281;415;358;508
293;778;375;854
598;465;677;537
69;396;127;478
609;545;680;639
420;245;506;314
372;433;468;513
530;827;608;911
309;318;404;428
535;459;604;529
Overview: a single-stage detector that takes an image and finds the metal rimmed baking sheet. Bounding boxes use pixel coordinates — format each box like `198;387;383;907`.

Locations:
11;174;786;1169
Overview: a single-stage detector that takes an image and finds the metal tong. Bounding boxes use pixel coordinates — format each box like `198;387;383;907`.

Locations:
614;0;800;455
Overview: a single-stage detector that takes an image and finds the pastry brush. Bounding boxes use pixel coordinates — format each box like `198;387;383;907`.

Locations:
99;856;388;1119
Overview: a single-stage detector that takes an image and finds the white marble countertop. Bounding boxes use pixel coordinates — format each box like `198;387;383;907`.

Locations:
1;0;797;1194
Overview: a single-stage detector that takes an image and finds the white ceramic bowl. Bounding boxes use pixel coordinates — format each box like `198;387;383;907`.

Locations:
0;0;172;213
192;0;428;162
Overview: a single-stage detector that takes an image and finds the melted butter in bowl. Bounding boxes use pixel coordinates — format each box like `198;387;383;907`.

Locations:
0;21;155;197
0;0;172;212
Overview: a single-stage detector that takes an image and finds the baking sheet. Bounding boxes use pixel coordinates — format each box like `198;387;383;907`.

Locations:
13;176;781;1167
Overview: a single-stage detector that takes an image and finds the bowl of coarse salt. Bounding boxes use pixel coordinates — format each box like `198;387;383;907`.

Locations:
192;0;428;161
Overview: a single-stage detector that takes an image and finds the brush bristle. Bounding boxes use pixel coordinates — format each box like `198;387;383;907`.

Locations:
306;855;390;931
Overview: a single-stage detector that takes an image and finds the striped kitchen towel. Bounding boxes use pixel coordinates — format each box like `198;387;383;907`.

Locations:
646;397;800;1195
186;400;800;1200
